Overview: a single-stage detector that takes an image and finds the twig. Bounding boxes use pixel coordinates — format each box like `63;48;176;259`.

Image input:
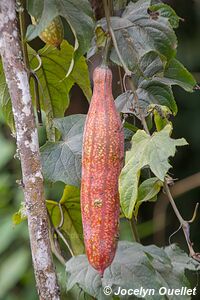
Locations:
164;181;200;261
57;203;64;229
47;202;74;257
18;0;29;71
127;78;150;134
118;66;124;93
54;228;74;257
33;54;42;72
153;172;200;245
103;0;131;76
48;213;66;266
129;217;140;243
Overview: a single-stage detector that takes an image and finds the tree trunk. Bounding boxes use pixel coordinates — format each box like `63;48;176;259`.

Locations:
0;1;60;299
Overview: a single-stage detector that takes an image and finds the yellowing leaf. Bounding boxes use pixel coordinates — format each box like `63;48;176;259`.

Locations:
119;124;187;219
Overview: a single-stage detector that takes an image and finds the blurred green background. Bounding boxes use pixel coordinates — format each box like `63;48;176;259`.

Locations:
0;0;200;299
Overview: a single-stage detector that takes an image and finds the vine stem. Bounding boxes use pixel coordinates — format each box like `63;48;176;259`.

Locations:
129;217;140;243
163;181;200;260
18;0;43;125
102;0;131;76
127;78;150;134
18;0;29;70
0;2;60;299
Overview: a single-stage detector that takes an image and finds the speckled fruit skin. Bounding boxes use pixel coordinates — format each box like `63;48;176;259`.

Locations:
81;66;124;276
31;16;64;48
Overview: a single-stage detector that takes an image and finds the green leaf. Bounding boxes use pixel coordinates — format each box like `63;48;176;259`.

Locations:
0;61;15;132
98;0;177;71
26;0;94;58
41;114;86;186
138;80;177;115
119;124;187;218
66;241;200;299
0;41;91;134
0;248;30;299
149;3;180;28
134;177;163;219
115;51;178;117
115;82;176;121
158;58;196;92
29;41;91;120
139;50;165;78
47;185;84;255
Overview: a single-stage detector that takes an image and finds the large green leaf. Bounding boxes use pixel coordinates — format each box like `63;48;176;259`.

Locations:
29;41;91;118
157;58;197;92
122;0;177;59
26;0;94;58
66;241;200;300
41;114;86;186
115;52;196;117
119;124;187;219
0;41;91;133
138;80;177;114
98;0;177;71
0;61;15;132
47;185;84;255
115;82;176;118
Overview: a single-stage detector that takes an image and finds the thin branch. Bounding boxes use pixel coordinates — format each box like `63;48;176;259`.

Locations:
47;202;75;257
118;66;124;93
129;217;140;243
164;181;200;261
0;2;60;299
57;203;64;229
153;172;200;245
127;78;150;134
18;0;29;70
54;228;74;257
49;223;66;266
103;0;131;76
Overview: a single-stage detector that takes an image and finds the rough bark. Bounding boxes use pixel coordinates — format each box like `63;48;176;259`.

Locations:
0;2;60;299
